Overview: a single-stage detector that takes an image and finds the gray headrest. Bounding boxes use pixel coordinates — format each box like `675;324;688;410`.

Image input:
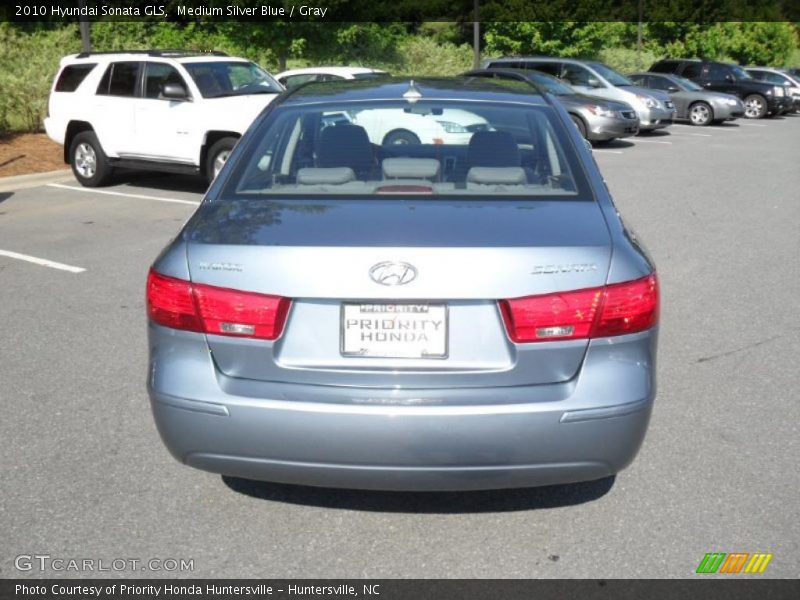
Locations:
296;167;356;185
382;158;440;180
466;167;527;185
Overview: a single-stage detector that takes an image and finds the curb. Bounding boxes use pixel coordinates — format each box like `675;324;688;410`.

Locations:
0;169;73;193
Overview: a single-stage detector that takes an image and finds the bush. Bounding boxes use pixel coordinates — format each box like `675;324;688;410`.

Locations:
787;47;800;68
378;35;474;77
597;47;660;74
0;24;81;133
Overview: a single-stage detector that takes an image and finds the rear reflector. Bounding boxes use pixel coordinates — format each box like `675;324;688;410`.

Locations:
500;273;658;343
146;269;290;341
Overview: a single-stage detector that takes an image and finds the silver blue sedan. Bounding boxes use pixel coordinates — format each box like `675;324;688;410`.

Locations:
146;78;659;491
629;72;744;125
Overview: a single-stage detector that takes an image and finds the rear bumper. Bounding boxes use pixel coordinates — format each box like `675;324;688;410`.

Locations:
148;326;657;491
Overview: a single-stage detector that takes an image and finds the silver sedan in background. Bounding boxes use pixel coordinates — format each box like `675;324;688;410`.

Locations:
462;68;640;143
629;72;744;126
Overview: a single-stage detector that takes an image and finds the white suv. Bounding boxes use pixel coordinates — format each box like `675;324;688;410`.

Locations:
45;50;284;186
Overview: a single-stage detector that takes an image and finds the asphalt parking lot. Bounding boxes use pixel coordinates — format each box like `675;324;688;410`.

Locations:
2;115;799;579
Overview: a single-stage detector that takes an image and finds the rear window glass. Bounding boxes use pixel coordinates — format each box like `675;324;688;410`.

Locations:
224;100;591;200
55;64;96;92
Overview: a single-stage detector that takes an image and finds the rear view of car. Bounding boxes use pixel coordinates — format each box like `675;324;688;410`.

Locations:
146;78;659;491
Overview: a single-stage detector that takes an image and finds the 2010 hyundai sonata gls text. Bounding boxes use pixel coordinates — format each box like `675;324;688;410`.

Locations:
146;78;659;491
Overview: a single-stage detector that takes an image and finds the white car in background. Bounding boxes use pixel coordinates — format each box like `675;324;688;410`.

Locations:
349;106;492;145
277;68;492;145
45;50;283;186
275;66;388;89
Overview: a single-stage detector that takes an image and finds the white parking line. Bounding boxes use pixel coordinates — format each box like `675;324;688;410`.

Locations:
737;123;767;127
0;249;86;273
669;132;713;137
47;183;201;206
675;123;737;131
592;149;624;154
633;139;673;145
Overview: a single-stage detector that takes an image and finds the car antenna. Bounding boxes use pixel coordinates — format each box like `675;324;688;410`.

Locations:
403;80;422;103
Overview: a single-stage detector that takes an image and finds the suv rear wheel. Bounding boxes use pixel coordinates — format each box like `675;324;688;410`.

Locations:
69;131;113;187
743;94;767;119
206;137;238;184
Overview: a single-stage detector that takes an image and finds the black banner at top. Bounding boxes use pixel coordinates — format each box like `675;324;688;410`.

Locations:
3;0;800;23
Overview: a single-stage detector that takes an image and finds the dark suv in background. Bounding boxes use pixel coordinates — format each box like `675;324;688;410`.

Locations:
649;59;790;119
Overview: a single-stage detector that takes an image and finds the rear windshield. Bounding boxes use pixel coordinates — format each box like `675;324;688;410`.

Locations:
525;72;575;96
224;100;590;200
673;75;702;91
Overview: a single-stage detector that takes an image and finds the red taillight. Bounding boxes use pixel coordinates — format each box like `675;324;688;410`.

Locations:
146;270;203;333
146;269;290;341
593;274;659;338
500;273;658;343
193;282;291;340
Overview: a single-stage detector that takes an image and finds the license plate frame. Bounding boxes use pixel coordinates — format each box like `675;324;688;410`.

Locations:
340;302;449;359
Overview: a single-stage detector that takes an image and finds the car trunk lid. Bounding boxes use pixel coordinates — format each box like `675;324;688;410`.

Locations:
185;198;612;389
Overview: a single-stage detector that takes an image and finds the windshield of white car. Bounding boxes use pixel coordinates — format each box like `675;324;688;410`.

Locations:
225;100;590;200
589;63;634;86
184;61;283;98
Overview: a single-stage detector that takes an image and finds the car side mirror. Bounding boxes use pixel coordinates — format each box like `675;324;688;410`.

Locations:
162;83;189;100
587;77;602;88
725;74;735;83
667;85;680;93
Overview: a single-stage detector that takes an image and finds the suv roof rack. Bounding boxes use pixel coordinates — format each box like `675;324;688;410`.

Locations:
75;50;228;59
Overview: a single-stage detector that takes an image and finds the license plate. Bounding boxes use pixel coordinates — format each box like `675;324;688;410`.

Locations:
341;303;448;358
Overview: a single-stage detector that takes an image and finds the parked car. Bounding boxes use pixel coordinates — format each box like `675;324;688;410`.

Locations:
275;66;388;89
44;50;284;186
745;67;800;113
351;106;491;145
146;77;660;491
484;57;675;132
461;68;640;142
628;72;744;125
648;59;790;119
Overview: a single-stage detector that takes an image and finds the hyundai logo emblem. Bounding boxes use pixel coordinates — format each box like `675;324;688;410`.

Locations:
369;261;417;286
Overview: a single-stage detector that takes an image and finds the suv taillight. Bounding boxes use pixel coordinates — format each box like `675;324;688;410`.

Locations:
499;273;658;343
146;269;291;340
